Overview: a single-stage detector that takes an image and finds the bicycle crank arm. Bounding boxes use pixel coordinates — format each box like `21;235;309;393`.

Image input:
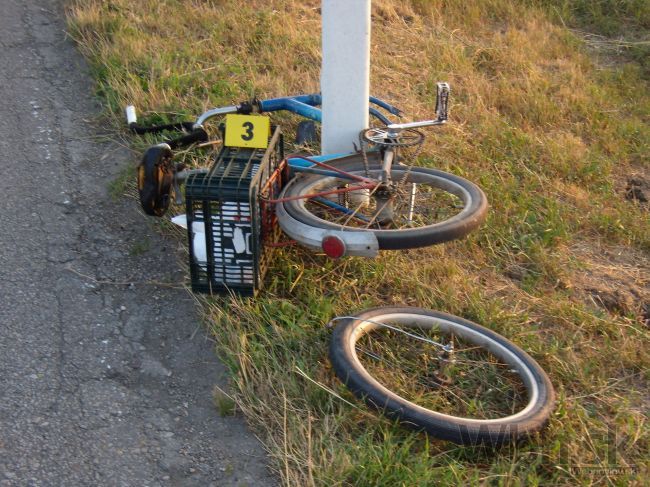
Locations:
275;200;379;258
385;82;450;132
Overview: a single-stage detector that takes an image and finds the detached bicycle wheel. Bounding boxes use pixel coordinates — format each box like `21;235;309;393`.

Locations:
329;307;554;445
282;161;487;250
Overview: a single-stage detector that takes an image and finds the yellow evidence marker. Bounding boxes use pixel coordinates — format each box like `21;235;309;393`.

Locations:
224;114;270;149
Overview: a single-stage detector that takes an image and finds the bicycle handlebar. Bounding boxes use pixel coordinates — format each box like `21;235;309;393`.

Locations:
125;105;208;148
192;94;399;129
126;94;400;139
125;83;449;149
193;105;240;128
125;105;198;135
166;128;208;149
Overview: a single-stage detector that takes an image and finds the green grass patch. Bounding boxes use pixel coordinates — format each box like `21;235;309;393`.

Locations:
107;163;136;201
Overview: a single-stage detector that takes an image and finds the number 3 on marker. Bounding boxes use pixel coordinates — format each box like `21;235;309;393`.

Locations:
224;114;270;149
241;121;254;141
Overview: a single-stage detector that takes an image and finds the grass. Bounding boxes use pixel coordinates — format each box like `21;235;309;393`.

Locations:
213;386;237;417
128;237;150;256
66;0;649;485
107;163;136;200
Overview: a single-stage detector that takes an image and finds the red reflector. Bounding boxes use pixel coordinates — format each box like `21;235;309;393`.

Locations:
322;235;346;259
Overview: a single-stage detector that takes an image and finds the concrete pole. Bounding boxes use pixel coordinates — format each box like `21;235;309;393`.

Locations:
321;0;371;154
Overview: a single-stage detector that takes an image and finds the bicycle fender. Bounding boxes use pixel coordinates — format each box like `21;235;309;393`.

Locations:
275;200;379;258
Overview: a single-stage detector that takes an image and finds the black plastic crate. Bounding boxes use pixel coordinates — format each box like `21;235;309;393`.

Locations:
185;126;285;295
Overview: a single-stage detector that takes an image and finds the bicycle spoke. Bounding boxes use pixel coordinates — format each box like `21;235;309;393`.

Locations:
311;198;371;224
329;308;553;444
303;170;465;231
354;321;529;420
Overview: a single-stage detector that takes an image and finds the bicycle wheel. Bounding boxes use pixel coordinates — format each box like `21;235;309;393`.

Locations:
281;160;487;249
329;307;555;445
138;145;174;217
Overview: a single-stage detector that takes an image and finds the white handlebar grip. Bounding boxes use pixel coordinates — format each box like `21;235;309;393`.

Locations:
125;105;137;125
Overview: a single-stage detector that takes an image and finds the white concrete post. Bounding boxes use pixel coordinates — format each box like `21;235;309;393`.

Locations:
321;0;371;154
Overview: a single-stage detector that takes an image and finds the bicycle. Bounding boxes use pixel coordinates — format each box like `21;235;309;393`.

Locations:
127;87;554;445
130;83;487;258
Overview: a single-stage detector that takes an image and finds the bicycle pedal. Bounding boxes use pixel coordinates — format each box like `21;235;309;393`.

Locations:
435;82;450;122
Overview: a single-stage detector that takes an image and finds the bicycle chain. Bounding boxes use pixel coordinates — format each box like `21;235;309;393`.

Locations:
359;130;371;178
354;128;427;229
398;132;425;186
357;127;426;202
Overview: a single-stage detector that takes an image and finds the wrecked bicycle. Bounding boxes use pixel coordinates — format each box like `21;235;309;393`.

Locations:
128;83;488;258
127;85;554;445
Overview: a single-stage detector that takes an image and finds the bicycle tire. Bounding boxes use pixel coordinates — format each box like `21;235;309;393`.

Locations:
281;160;488;249
137;145;174;217
329;307;555;445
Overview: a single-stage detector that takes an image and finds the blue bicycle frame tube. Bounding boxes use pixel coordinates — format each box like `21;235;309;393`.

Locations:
194;94;400;129
368;107;391;125
258;95;323;121
288;153;349;168
257;94;398;125
289;166;356;179
369;96;402;116
288;154;354;179
312;196;371;222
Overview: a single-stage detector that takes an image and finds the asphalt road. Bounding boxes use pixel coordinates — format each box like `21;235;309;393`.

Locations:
0;1;274;485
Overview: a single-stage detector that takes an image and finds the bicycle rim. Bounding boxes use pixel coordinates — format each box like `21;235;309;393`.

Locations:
329;308;554;444
283;162;487;249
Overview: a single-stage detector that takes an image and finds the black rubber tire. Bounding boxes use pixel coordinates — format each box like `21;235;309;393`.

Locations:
137;145;174;217
329;307;555;445
281;160;488;250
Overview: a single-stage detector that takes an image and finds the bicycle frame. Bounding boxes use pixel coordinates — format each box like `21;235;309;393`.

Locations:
192;93;403;129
